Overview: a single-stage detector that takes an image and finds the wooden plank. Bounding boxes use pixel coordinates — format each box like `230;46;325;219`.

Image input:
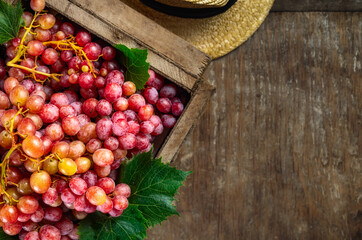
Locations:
148;12;362;240
272;0;362;11
45;0;211;91
156;80;215;162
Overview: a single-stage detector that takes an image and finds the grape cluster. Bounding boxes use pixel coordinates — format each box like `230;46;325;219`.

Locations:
0;0;186;239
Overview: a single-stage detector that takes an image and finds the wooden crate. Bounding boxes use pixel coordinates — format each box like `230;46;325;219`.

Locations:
31;0;214;162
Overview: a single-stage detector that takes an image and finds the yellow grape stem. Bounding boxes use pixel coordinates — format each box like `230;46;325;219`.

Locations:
0;144;21;203
43;39;97;77
7;62;62;82
6;11;62;82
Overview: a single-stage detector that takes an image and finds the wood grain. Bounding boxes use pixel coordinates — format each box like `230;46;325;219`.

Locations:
148;12;362;240
272;0;362;11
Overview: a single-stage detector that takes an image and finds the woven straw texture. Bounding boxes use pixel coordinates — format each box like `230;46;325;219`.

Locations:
156;0;228;7
121;0;274;59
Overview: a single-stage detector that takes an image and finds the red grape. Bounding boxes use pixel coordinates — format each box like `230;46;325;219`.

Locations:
83;42;102;60
42;48;59;65
104;83;122;103
86;138;102;153
160;84;177;98
61;188;76;204
82;170;97;187
27;40;45;56
112;119;128;136
96;177;115;194
17;196;39;214
138;105;154;121
143;86;159;104
75;31;91;47
157;98;172;113
75;157;91;174
114;183;131;198
30;206;44;223
43;187;58;205
113;195;129;210
39;225;61;240
93;148;114;167
96;99;112;116
69;177;87;196
55;218;74;235
3;222;22;236
62;116;81;136
122;81;136;96
96;196;113;213
102;46;116;60
161;114;177;128
105;70;124;85
22;135;44;158
0;205;19;224
95;118;112;140
109;208;123;217
38;104;59;123
60;22;75;36
140;121;155;134
146;70;164;90
128;94;146;112
82;98;98;118
86;186;106;206
118;133;137;150
78;72;94;89
30;0;45;12
104;136;119;151
113;97;128;111
59;105;76;119
45;123;64;141
127;120;140;135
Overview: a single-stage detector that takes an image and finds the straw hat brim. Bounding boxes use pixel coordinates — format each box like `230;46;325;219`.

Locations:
120;0;274;59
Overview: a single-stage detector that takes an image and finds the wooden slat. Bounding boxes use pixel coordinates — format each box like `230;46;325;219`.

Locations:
45;0;211;91
272;0;362;11
148;12;362;240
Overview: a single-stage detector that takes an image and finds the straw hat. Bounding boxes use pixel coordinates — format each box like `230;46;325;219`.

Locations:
120;0;274;59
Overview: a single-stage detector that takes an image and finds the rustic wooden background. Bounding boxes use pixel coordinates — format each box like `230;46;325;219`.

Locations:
148;1;362;239
272;0;362;11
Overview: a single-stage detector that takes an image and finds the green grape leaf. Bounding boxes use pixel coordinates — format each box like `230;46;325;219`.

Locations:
119;149;191;227
0;0;24;44
0;229;16;240
78;205;147;240
114;44;150;90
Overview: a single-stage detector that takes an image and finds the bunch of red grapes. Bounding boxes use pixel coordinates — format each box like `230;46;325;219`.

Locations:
0;0;186;239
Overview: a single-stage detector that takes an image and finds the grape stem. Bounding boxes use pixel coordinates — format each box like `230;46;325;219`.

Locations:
0;144;21;204
43;37;97;77
6;11;61;82
7;11;98;84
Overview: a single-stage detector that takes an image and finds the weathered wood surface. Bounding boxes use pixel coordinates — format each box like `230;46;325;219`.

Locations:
46;0;211;91
148;12;361;240
272;0;362;11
